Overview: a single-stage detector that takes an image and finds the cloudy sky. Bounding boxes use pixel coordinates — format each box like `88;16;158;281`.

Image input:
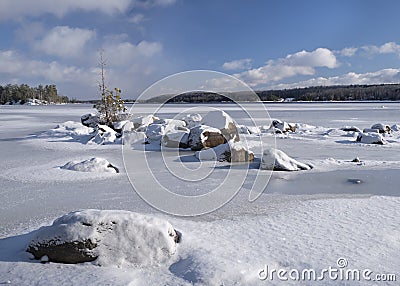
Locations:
1;0;400;99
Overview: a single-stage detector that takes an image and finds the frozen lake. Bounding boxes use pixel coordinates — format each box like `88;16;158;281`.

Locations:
0;102;399;285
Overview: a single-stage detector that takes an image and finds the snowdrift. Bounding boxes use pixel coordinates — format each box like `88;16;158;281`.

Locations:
61;158;119;173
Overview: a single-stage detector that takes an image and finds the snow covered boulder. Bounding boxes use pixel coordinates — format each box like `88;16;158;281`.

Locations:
195;143;230;161
187;125;226;151
133;115;160;130
195;141;254;163
145;120;189;145
182;113;202;129
370;123;391;134
153;119;188;131
113;120;134;133
229;141;254;163
61;158;119;173
201;110;239;141
81;113;100;128
260;148;311;171
122;131;147;145
145;123;165;143
356;133;386;145
162;130;190;148
391;124;400;132
362;128;380;134
341;126;362;133
27;210;180;266
270;119;296;133
88;125;119;145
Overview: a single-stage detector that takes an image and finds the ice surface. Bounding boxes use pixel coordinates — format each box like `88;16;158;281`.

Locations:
0;103;399;285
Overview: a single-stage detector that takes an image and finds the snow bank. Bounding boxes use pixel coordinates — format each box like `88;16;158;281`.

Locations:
61;158;119;173
49;121;94;137
261;148;311;171
27;210;180;267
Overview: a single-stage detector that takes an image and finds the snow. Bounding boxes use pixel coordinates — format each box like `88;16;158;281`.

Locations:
48;121;94;137
28;209;179;267
0;103;400;285
61;158;119;173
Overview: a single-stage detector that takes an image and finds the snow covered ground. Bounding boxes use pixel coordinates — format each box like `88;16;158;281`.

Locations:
0;103;399;285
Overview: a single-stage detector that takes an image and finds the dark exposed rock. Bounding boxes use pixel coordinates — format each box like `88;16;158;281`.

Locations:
81;113;100;128
27;239;97;264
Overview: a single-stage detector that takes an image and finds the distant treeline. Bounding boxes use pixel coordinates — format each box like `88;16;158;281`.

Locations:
0;84;69;105
145;84;400;103
258;84;400;101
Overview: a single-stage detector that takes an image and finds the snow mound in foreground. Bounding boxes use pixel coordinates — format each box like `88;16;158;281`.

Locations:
261;148;311;171
27;210;180;267
61;158;119;173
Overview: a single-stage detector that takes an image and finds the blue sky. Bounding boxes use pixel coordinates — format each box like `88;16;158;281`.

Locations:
1;0;400;99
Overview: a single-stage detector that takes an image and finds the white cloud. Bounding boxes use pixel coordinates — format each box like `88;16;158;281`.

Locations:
285;48;338;69
102;40;162;65
134;0;177;8
378;42;400;54
129;13;147;24
271;68;400;90
0;49;93;84
0;0;176;20
34;26;96;58
235;48;338;87
0;0;132;20
339;47;358;57
361;42;400;56
222;58;252;70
